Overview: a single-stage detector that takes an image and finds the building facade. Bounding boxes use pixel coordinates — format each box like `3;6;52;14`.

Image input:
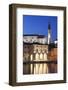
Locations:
23;43;48;74
23;34;48;44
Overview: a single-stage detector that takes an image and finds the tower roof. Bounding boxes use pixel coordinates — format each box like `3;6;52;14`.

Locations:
48;23;51;29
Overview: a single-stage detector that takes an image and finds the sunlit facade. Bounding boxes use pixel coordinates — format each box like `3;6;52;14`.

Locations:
23;43;48;74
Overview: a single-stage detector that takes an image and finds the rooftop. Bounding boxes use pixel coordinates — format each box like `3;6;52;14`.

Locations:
23;42;48;45
23;34;46;38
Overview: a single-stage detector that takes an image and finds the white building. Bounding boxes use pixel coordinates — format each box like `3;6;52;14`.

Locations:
23;34;48;44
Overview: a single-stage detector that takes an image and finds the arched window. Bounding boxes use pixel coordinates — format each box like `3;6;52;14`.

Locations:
25;53;29;60
40;53;44;60
35;53;39;60
30;54;33;61
44;53;47;61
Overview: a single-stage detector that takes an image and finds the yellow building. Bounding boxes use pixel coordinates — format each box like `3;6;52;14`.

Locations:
23;43;48;74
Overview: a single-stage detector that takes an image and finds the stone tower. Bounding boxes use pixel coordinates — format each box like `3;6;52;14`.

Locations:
48;23;51;44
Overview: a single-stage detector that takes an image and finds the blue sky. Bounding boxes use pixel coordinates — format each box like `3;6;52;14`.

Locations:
23;15;57;41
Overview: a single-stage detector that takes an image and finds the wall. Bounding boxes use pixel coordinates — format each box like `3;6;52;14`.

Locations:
0;0;68;90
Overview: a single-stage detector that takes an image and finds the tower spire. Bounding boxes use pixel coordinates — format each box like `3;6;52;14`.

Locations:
48;23;51;44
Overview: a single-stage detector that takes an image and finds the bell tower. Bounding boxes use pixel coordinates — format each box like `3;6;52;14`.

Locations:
48;23;51;44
